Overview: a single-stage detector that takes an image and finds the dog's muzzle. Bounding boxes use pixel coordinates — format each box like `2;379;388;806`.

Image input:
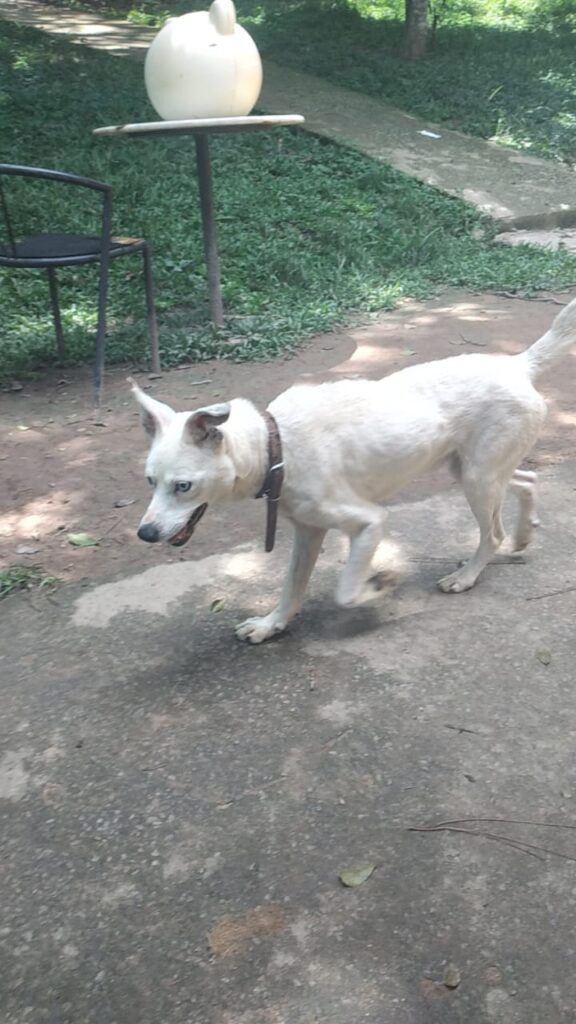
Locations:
167;503;208;547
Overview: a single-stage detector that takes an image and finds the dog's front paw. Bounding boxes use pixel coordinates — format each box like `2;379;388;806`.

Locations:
437;569;475;594
337;569;401;608
512;519;539;554
235;614;285;644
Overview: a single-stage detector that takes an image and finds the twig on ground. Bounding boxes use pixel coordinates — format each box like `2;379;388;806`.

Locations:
490;291;566;306
97;516;121;541
444;724;481;735
526;585;576;601
410;557;523;568
459;332;487;347
408;816;576;863
416;816;576;831
321;727;353;750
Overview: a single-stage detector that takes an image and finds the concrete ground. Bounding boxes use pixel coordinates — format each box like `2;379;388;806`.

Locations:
2;290;576;1023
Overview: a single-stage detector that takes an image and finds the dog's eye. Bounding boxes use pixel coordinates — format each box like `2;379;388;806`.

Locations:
146;476;155;487
176;481;192;493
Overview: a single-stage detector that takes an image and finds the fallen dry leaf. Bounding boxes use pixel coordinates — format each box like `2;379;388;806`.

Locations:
420;978;451;1001
208;905;285;958
338;863;376;887
68;533;99;548
443;963;461;989
536;648;552;666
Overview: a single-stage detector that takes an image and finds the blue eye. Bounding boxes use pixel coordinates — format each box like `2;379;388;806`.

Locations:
176;481;192;493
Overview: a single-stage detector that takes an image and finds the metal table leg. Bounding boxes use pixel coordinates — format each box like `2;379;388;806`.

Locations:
194;133;224;327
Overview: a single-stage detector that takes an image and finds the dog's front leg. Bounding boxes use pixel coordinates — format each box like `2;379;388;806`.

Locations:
336;512;388;607
235;524;326;644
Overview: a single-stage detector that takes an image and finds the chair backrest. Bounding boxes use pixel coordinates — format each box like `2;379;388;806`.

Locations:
0;164;114;254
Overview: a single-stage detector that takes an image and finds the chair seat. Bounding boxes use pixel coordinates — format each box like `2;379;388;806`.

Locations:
0;232;144;261
0;162;159;402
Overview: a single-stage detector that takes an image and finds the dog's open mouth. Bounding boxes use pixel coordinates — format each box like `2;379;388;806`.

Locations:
167;503;208;547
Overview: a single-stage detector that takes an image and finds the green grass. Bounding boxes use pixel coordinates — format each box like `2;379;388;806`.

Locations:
1;20;576;378
122;0;576;165
239;0;576;165
54;0;576;164
0;564;60;598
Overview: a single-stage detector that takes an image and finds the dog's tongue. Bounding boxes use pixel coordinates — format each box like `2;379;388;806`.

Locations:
168;503;208;547
168;523;194;547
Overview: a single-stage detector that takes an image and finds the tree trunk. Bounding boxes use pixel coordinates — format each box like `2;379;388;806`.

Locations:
403;0;428;60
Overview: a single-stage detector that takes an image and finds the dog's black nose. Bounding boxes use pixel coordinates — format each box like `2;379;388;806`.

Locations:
137;523;160;543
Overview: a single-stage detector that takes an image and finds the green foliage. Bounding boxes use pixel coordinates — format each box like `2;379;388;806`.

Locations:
490;0;576;31
0;20;575;378
125;1;170;25
0;564;60;598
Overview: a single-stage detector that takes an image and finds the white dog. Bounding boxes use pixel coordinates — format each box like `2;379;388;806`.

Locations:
131;297;576;643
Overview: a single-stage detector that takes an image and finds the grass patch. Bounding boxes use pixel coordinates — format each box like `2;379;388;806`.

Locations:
1;20;576;379
0;564;60;598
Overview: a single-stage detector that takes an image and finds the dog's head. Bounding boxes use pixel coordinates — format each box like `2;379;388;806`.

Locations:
130;378;235;546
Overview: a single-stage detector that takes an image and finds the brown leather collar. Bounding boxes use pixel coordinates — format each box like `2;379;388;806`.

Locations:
255;411;284;552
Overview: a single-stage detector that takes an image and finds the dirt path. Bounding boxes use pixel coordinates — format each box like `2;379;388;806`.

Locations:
2;288;575;584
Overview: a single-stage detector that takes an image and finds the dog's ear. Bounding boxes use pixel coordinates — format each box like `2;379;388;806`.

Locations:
185;403;231;444
128;377;174;438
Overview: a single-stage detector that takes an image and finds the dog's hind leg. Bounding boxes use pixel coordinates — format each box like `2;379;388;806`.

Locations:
491;501;506;547
439;396;544;593
509;469;539;552
471;469;538;560
235;524;325;644
438;473;506;593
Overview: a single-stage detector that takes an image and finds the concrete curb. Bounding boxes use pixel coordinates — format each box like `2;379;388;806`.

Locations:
260;62;576;231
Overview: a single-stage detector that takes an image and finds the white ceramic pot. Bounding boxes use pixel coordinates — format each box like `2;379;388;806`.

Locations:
144;0;263;120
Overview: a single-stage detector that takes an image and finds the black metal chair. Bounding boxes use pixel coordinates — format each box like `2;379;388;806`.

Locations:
0;163;160;404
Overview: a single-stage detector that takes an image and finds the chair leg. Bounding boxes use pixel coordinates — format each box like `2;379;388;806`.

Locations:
47;268;66;360
142;244;160;373
93;256;110;407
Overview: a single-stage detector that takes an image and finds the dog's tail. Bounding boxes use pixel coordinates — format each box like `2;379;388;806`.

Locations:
521;296;576;381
